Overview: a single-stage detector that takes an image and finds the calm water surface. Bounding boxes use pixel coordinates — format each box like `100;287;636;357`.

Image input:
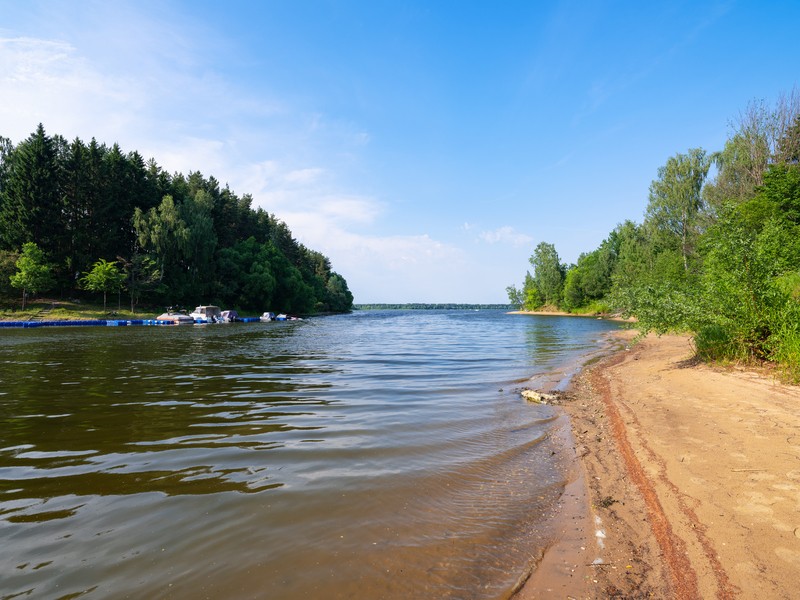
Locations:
0;310;619;599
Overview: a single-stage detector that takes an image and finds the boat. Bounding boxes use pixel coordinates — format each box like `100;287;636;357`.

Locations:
274;314;303;321
190;305;222;323
260;312;275;322
155;311;194;325
219;310;239;322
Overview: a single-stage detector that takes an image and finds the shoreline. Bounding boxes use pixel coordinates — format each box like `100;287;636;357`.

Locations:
516;329;800;598
508;309;636;323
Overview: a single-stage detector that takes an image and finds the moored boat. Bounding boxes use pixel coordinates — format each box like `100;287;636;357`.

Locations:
260;312;275;322
155;311;194;325
190;305;222;323
219;310;239;322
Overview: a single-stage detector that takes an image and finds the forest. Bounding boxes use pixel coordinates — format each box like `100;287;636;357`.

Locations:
0;125;353;315
508;92;800;380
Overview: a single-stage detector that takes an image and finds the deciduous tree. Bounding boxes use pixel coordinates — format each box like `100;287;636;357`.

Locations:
645;148;711;273
529;242;564;307
80;258;125;311
10;242;55;309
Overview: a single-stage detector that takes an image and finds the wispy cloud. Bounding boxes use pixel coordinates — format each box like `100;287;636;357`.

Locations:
276;211;467;302
0;37;134;142
478;226;533;247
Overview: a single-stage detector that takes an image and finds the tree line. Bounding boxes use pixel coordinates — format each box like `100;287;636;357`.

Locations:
508;91;800;380
0;124;353;314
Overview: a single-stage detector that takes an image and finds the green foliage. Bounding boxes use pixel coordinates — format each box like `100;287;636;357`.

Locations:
522;272;542;310
562;236;618;311
80;258;124;311
693;324;736;362
529;242;564;307
769;302;800;383
695;166;800;363
780;113;800;164
0;125;63;260
759;164;800;224
614;281;705;335
118;253;160;314
0;249;18;297
644;148;711;273
775;271;800;300
578;299;612;315
9;242;55;309
561;267;584;311
506;284;523;308
325;273;354;313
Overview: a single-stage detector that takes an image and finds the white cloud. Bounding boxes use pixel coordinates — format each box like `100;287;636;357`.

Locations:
478;226;533;247
318;196;380;224
312;228;469;303
284;168;326;185
0;37;135;143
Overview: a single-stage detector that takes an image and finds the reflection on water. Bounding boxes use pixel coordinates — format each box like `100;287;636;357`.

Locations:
0;310;618;599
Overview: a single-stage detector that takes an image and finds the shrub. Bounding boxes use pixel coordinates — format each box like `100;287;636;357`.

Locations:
694;324;737;362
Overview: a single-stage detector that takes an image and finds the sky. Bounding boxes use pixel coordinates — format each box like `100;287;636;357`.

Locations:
1;1;798;303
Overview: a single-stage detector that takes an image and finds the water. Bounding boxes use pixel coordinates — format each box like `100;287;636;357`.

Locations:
0;310;619;599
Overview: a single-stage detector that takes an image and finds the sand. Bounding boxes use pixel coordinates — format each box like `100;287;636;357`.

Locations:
515;330;800;599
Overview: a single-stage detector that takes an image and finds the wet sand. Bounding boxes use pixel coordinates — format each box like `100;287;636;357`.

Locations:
516;330;800;599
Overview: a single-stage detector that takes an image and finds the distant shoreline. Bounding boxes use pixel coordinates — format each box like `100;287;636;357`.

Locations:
508;309;636;323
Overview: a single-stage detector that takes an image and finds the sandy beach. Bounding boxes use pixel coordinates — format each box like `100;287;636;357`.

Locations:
516;329;800;599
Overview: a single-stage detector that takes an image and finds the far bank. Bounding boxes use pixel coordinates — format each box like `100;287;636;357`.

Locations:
508;309;636;323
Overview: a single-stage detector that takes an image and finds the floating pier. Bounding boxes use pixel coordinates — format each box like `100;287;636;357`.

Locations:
0;316;265;328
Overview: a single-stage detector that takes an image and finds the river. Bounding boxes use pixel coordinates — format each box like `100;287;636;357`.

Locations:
0;310;619;599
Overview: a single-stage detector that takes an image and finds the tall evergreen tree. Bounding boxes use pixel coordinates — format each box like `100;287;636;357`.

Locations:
0;125;64;258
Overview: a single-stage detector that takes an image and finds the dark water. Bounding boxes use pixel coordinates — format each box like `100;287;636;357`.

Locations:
0;310;619;599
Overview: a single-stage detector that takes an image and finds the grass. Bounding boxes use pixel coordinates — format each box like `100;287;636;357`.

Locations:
0;298;160;321
569;300;613;316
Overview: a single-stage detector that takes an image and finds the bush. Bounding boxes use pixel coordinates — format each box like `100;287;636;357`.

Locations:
694;324;737;362
767;302;800;383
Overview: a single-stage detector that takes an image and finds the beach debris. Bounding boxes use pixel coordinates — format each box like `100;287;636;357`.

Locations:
589;559;610;566
521;389;563;404
598;496;618;508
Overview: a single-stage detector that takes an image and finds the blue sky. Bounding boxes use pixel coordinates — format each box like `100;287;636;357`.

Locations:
1;1;798;303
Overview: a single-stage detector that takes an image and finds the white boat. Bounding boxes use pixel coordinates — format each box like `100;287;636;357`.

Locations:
260;312;275;322
155;311;194;325
275;313;288;321
190;305;222;323
219;310;238;322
